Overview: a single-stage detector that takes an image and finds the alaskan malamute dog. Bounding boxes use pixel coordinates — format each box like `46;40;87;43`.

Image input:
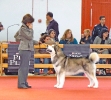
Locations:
46;44;99;89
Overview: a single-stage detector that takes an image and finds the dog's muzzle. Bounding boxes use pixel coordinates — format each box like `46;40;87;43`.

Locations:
46;49;52;52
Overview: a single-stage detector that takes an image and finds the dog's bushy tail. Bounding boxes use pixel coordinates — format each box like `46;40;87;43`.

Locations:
89;52;99;63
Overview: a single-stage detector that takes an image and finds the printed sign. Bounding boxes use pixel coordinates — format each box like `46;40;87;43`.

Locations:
8;44;34;72
63;44;90;58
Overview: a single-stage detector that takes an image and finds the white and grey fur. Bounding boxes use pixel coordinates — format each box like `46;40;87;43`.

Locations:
46;44;99;89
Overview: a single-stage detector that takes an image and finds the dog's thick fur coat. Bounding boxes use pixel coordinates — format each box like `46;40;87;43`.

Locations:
46;44;99;89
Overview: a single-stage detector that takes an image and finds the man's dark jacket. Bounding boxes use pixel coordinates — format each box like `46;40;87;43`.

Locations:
92;24;108;41
46;19;59;39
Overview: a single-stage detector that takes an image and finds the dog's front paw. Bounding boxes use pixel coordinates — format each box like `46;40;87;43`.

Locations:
57;85;63;89
93;85;98;88
54;84;59;88
88;84;93;88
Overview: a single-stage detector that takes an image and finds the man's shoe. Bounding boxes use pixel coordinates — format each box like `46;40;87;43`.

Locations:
18;86;28;89
25;84;32;88
26;85;32;88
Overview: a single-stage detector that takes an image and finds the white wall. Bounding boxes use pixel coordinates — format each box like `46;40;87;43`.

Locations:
0;0;81;42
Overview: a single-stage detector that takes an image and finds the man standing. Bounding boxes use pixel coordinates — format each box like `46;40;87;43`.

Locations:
92;16;108;41
46;12;59;41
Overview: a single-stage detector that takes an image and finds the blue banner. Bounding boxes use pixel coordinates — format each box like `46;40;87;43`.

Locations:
8;44;34;72
63;44;90;58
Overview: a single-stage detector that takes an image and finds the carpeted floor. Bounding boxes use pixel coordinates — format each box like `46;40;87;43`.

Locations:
0;77;111;100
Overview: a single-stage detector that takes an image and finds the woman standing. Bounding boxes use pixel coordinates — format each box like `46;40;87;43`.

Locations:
18;14;38;89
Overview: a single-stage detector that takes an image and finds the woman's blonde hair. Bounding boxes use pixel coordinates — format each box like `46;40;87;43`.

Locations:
84;29;91;36
61;29;74;42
